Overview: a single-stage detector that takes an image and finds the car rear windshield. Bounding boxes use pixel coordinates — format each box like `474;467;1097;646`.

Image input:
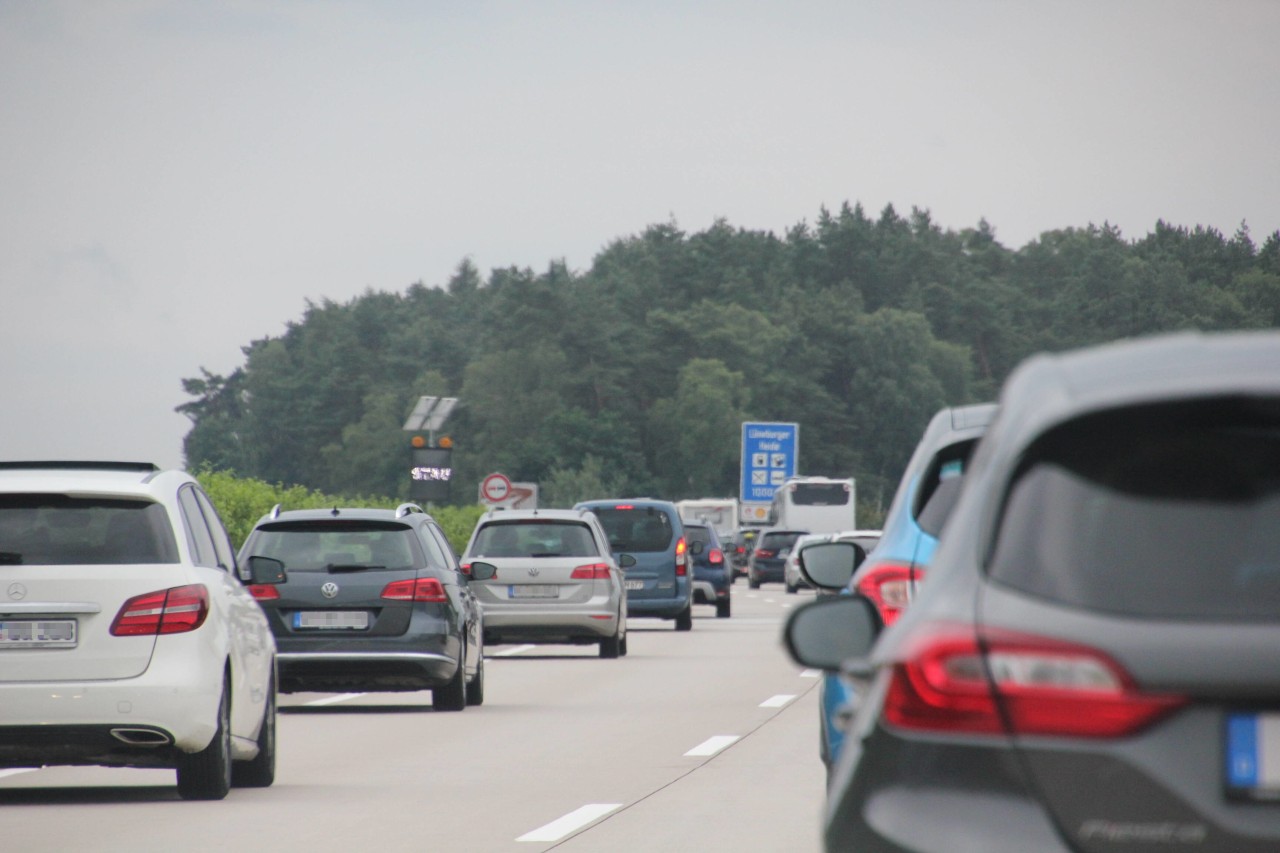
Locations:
0;495;178;565
761;531;806;550
684;525;713;548
246;521;420;572
591;507;674;553
988;398;1280;620
791;483;850;506
471;521;599;558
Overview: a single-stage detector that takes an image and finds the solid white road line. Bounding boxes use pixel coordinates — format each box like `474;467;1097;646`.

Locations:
305;693;367;706
491;644;536;657
684;735;741;757
517;803;623;842
760;694;797;708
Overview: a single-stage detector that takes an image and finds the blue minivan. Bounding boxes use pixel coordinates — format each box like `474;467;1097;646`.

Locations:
574;499;694;631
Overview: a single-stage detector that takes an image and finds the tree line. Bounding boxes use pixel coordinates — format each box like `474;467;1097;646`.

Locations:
178;204;1280;524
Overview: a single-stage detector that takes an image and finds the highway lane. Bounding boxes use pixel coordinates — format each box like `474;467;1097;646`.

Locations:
0;586;828;851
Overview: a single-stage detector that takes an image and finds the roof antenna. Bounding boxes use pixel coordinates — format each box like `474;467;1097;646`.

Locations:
331;506;340;516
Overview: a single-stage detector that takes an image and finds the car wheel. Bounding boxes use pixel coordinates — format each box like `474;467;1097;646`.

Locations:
176;679;232;800
600;632;621;659
231;667;277;788
620;632;628;656
785;580;798;594
716;598;731;618
433;648;467;712
748;577;761;589
465;654;485;706
675;604;693;632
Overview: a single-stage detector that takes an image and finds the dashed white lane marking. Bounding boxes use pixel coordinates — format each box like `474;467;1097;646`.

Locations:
491;644;536;657
800;669;821;678
684;735;741;757
517;803;623;842
760;694;797;708
0;768;37;779
305;693;367;706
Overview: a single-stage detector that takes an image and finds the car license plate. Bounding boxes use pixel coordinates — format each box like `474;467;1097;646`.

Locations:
0;619;77;649
1226;712;1280;799
625;580;645;591
509;585;558;599
293;610;369;630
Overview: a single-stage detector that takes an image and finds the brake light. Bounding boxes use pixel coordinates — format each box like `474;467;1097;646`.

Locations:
709;549;724;565
614;504;634;510
571;563;612;580
248;584;280;600
883;626;1187;738
675;536;688;576
381;578;447;602
111;585;209;636
754;548;776;559
855;562;923;625
459;562;472;576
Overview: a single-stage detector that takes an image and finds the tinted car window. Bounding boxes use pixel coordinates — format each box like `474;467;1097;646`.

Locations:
761;531;805;551
684;525;714;549
472;521;600;558
592;508;674;552
248;520;419;571
791;483;851;506
989;400;1280;620
0;496;178;565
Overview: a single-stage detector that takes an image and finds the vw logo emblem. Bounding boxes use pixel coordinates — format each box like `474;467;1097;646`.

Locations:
527;567;540;578
7;583;27;601
321;582;339;599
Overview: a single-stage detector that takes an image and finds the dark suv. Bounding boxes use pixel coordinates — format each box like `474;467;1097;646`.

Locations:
238;503;490;711
747;527;809;589
683;521;732;618
574;498;694;631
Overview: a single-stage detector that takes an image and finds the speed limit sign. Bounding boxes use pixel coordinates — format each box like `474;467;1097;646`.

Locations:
480;472;512;504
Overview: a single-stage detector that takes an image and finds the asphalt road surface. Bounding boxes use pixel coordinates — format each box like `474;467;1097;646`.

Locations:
0;585;827;852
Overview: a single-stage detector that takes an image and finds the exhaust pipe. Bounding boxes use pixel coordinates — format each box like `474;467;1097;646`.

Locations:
110;728;172;747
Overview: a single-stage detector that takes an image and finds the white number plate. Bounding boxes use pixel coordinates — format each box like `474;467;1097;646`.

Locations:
294;610;369;630
625;580;645;591
0;619;77;649
509;585;559;599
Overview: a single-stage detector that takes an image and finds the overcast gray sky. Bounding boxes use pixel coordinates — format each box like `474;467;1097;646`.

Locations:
2;0;1277;472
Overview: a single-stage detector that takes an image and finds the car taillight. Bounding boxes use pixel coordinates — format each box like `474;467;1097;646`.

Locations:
571;563;612;580
459;562;472;576
855;562;922;625
676;536;688;576
882;626;1187;738
381;578;447;602
709;549;724;565
754;548;776;559
248;584;280;600
111;585;209;636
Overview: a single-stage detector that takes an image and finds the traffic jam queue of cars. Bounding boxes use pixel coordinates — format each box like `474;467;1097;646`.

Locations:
784;330;1280;852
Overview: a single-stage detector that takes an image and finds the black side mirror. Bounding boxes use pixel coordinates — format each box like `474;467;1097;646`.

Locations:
246;555;287;585
797;541;865;591
467;560;497;581
781;594;883;671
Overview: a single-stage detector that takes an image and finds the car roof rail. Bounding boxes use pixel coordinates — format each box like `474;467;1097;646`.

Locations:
0;460;159;472
395;503;425;518
269;503;282;519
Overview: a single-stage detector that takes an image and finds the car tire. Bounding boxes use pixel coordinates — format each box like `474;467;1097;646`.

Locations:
231;668;277;788
785;580;798;594
620;632;628;656
176;679;232;800
716;598;731;618
465;654;485;706
600;632;622;659
748;577;761;589
433;649;467;712
675;604;693;632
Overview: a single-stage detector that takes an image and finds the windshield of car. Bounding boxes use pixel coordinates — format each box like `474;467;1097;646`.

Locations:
791;483;850;506
471;521;599;558
0;496;179;565
684;525;713;548
591;507;674;553
246;520;419;571
989;399;1280;620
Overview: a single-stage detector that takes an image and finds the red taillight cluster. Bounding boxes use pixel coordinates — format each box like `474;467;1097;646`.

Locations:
855;562;922;625
754;548;776;559
708;548;724;565
675;536;688;576
247;584;280;600
111;585;210;636
381;578;447;602
570;563;612;580
882;626;1187;738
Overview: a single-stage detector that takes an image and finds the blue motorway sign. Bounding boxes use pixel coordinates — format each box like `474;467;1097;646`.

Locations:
740;422;799;509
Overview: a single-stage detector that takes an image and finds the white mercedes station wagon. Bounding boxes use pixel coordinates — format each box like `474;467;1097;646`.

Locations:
0;461;282;799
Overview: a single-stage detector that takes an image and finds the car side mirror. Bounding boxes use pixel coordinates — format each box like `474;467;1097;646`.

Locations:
782;594;883;671
246;555;287;585
797;541;865;590
467;561;497;581
619;554;636;568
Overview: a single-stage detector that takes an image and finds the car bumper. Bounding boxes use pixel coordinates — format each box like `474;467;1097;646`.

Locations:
482;607;620;643
692;579;729;605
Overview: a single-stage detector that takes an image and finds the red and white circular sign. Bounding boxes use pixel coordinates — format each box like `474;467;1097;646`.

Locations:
480;472;513;503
